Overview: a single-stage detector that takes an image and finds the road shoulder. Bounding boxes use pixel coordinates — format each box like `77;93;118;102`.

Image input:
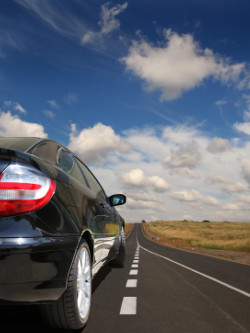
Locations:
142;223;250;266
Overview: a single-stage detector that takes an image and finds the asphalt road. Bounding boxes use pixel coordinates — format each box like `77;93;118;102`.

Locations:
0;223;250;332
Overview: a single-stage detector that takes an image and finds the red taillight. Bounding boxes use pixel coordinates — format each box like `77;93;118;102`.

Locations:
0;163;56;216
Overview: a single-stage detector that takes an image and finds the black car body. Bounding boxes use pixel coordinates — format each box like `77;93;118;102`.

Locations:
0;137;126;330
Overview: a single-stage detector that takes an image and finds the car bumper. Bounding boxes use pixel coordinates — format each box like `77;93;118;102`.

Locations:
0;236;79;303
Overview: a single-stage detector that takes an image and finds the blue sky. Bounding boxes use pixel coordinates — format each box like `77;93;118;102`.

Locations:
1;0;250;222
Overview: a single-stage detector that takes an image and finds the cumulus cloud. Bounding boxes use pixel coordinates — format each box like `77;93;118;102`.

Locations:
221;182;249;194
68;122;131;165
206;175;231;185
163;141;201;169
64;122;250;221
0;111;47;137
121;29;245;100
169;167;200;179
126;197;163;211
234;121;250;135
120;168;170;193
81;2;128;44
171;189;201;202
206;174;248;194
207;137;230;153
171;189;219;206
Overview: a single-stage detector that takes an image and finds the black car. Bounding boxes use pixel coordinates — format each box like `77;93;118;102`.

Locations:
0;137;126;330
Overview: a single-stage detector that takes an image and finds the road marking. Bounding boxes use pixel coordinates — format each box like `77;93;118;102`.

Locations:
120;248;139;316
138;243;250;298
129;269;138;275
126;279;138;288
120;297;137;315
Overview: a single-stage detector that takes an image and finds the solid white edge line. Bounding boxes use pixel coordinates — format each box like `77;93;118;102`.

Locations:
120;297;137;315
138;242;250;298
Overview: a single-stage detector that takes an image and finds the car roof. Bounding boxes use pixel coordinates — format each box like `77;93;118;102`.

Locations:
0;137;45;152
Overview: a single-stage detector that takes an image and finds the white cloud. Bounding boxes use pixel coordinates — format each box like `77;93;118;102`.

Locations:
0;111;47;137
169;168;200;179
15;0;87;41
222;203;240;211
81;2;128;45
99;2;128;35
121;29;246;100
170;189;219;206
15;102;27;114
47;100;59;109
163;141;201;168
241;159;250;185
205;174;249;195
43;109;55;119
3;101;27;114
234;121;250;135
215;99;227;106
65;122;250;221
126;197;163;211
207;137;230;153
68;122;131;165
170;189;202;202
206;175;231;185
221;182;249;194
120;168;170;193
238;193;250;204
243;111;250;121
65;93;78;105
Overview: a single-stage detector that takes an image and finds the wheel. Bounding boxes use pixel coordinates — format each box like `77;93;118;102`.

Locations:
110;226;126;267
39;241;92;330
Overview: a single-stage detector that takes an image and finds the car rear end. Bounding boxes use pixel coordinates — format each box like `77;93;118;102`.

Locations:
0;147;78;304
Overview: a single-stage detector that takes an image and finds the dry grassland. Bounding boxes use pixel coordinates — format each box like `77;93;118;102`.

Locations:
144;221;250;252
125;223;134;236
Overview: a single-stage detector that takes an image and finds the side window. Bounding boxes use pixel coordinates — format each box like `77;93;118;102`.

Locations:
58;151;87;186
76;158;106;200
30;140;60;164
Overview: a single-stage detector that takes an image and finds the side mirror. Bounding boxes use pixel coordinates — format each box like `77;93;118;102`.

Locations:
109;194;126;207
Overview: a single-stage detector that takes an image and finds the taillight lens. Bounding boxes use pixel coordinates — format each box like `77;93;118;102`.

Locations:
0;163;56;216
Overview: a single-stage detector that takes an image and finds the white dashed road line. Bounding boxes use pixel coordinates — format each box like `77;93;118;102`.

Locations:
120;297;137;315
129;269;138;275
120;246;140;315
126;279;138;288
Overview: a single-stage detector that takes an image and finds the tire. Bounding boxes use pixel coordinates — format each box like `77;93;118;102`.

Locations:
110;227;126;267
39;241;92;330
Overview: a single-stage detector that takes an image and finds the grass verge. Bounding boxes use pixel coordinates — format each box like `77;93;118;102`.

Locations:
143;220;250;253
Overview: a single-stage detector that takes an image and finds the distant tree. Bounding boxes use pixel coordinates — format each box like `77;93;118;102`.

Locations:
202;220;210;223
141;219;146;223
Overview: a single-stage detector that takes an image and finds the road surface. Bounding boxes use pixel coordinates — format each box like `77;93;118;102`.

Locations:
0;223;249;332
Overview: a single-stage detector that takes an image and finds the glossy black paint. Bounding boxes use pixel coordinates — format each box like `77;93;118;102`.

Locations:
0;138;126;304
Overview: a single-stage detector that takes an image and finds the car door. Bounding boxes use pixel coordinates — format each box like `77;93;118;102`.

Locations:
56;150;106;268
75;158;119;264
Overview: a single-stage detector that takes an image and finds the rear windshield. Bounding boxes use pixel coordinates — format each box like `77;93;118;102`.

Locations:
0;138;41;152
